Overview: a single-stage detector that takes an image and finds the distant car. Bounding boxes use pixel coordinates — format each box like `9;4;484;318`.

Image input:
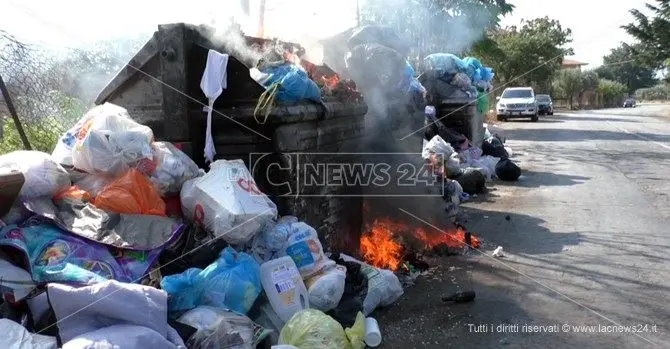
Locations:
535;94;554;115
496;87;539;122
623;99;636;108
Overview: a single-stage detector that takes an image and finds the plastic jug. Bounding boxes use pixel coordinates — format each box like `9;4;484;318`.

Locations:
260;256;309;322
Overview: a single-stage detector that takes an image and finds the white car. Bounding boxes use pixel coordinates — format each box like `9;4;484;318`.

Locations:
496;87;539;122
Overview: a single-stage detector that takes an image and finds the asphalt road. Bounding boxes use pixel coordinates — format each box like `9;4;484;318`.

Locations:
375;104;670;348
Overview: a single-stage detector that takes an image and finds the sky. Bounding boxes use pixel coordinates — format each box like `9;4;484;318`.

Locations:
0;0;649;68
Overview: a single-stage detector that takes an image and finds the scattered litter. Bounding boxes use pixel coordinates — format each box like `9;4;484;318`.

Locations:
364;317;382;347
505;215;511;221
492;246;505;258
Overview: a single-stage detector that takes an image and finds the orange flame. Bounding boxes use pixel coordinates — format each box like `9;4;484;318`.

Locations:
360;217;480;271
360;218;403;271
322;75;340;90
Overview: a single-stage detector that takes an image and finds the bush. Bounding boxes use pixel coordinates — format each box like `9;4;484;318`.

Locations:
598;79;627;108
635;85;670;101
0;93;87;154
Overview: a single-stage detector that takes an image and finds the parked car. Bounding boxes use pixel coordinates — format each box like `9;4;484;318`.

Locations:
623;98;636;108
535;94;554;115
496;87;539;122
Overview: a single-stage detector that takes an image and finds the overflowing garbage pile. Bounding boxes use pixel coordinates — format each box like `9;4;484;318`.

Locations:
419;53;495;105
422;105;521;217
0;102;402;348
250;44;363;106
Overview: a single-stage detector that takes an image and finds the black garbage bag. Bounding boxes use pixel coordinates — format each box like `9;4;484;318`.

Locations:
495;159;521;181
158;224;229;276
347;25;410;57
346;43;406;92
455;168;486;194
327;252;369;328
482;137;509;159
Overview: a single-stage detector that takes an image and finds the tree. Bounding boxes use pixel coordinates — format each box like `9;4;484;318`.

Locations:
578;70;599;106
598;79;627;108
490;17;573;92
552;69;582;109
361;0;514;63
595;44;657;92
622;0;670;68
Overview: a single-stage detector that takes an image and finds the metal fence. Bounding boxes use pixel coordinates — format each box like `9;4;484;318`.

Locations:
0;30;145;155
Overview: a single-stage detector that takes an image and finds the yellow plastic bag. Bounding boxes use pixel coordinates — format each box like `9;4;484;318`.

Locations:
278;309;365;349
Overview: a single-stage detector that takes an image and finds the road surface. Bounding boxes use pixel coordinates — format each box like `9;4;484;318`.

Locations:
376;104;670;348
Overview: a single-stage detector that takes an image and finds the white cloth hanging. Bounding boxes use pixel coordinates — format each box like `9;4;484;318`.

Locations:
200;50;229;163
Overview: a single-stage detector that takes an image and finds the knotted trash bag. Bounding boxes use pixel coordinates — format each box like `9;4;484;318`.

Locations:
260;64;321;103
455;168;486;194
94;168;166;216
278;309;365;349
0;151;71;199
346;25;410;57
495;159;521;181
423;53;468;75
177;306;272;349
482;136;509;160
160;247;262;314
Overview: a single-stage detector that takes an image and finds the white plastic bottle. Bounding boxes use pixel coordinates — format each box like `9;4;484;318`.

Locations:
260;256;310;323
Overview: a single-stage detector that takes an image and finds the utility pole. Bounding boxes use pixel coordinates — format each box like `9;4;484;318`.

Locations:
257;0;266;37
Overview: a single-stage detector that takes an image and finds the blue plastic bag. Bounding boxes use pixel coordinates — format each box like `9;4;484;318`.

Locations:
463;57;483;70
260;64;321;103
161;247;261;314
481;67;495;82
424;53;467;74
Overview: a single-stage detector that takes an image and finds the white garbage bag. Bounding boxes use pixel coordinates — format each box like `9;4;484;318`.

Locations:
148;142;202;195
304;260;347;312
252;216;327;278
421;135;454;160
422;136;460;176
71;103;154;176
0;319;58;349
177;306;271;349
339;254;404;315
0;151;70;199
180;159;277;245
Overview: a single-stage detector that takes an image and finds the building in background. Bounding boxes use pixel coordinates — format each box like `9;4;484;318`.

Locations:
561;58;588;71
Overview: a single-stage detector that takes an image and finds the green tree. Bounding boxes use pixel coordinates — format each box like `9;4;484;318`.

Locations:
552;69;582;109
598;79;627;108
635;84;670;100
595;44;657;92
490;17;573;91
361;0;514;63
622;0;670;68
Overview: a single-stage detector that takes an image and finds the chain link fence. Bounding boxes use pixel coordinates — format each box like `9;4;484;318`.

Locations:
0;30;145;155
